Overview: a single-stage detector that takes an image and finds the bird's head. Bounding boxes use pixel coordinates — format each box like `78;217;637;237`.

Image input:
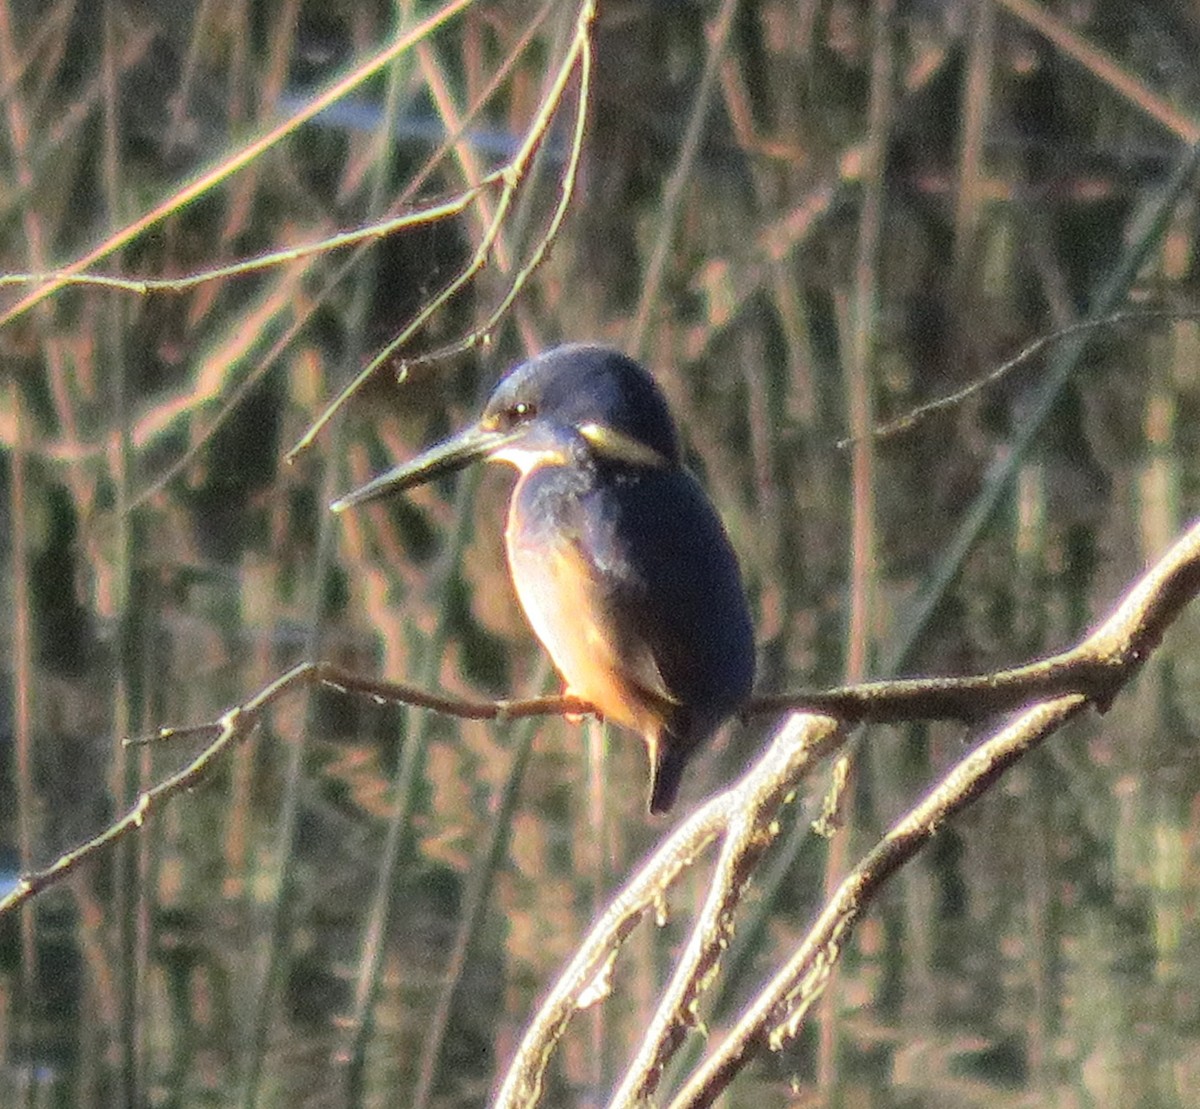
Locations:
331;344;682;510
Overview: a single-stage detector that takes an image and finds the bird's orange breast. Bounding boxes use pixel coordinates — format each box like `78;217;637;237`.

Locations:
504;508;665;740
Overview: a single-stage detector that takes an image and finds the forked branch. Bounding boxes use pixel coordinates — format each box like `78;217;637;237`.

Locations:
5;520;1200;1106
496;516;1200;1106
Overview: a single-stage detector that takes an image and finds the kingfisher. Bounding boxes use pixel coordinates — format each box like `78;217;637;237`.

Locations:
331;344;756;814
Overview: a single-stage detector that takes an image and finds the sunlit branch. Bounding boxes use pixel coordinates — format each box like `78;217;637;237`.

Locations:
493;515;1200;1106
0;0;479;328
605;714;846;1108
5;517;1200;1103
0;183;496;296
670;697;1087;1109
9;516;1200;929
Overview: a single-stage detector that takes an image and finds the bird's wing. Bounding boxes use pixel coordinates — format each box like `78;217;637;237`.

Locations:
536;535;680;711
571;467;753;724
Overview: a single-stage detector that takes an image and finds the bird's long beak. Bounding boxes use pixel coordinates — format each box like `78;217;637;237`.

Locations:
331;422;514;512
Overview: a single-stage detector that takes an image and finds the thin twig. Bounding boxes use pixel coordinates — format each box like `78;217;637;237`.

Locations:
0;660;580;919
286;0;597;462
124;14;549;512
0;182;497;296
840;309;1200;446
0;0;479;328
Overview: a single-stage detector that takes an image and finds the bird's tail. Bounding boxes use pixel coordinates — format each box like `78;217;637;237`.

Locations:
648;732;693;815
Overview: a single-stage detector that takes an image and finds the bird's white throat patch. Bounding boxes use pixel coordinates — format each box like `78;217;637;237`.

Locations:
490;443;567;474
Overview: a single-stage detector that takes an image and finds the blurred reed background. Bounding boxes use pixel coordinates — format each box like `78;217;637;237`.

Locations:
1;0;1200;1105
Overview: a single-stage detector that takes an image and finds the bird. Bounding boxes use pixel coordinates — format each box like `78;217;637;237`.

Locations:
331;343;755;814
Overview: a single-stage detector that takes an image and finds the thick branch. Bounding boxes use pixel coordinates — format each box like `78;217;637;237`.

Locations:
666;522;1200;1104
671;696;1086;1108
496;517;1200;1106
495;714;846;1109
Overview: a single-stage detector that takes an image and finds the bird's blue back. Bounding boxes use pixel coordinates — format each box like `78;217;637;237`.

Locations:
510;448;755;742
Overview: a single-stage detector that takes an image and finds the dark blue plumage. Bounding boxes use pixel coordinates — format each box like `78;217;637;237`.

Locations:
332;344;756;813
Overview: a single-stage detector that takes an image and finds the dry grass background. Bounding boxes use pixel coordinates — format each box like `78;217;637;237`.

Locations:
1;0;1200;1105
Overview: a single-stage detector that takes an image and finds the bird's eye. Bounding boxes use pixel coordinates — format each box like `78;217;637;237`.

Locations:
508;401;535;423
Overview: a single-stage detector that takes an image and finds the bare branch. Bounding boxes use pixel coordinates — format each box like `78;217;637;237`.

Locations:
495;516;1200;1106
0;663;588;917
8;517;1200;1102
286;0;598;460
670;696;1087;1108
